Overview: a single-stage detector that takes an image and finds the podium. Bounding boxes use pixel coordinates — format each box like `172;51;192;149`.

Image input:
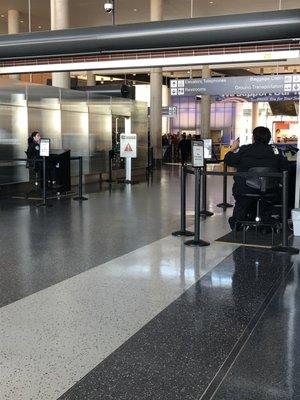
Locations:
48;150;71;192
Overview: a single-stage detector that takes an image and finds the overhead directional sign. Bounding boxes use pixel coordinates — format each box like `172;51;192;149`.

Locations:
214;93;299;102
162;106;177;117
120;134;137;158
170;74;300;96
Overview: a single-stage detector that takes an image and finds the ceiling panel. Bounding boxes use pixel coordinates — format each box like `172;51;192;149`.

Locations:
1;0;300;34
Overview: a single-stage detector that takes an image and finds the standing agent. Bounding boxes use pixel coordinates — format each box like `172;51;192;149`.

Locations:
26;131;42;173
27;131;41;160
224;126;289;230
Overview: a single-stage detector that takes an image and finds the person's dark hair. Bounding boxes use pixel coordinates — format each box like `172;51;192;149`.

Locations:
28;131;40;145
182;133;186;139
253;126;271;145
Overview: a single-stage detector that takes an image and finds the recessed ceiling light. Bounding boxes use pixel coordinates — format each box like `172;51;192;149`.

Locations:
133;8;138;12
1;14;4;18
20;20;24;23
133;73;136;76
209;1;214;4
38;25;42;29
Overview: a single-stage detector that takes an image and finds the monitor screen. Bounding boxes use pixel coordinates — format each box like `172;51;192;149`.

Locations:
203;139;212;159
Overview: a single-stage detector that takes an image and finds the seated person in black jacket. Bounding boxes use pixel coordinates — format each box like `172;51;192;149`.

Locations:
224;126;289;230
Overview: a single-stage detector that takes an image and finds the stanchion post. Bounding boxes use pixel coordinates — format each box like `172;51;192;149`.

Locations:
185;168;210;247
172;164;194;237
37;156;52;208
217;162;233;209
104;150;115;183
200;160;214;217
74;156;88;201
272;170;299;254
42;156;46;206
109;154;112;182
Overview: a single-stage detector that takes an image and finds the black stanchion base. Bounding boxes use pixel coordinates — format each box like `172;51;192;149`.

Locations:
36;202;53;208
271;245;299;255
118;179;139;185
73;196;88;201
217;202;233;209
184;239;210;247
172;230;194;237
199;210;214;217
104;179;115;183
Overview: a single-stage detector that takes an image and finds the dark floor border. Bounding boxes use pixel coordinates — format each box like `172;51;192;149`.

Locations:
59;247;293;400
199;260;294;400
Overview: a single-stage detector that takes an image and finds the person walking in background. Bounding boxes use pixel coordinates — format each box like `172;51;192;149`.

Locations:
178;132;191;165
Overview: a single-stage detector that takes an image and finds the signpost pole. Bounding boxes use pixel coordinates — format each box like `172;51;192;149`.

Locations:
37;138;52;208
185;141;210;247
125;158;132;183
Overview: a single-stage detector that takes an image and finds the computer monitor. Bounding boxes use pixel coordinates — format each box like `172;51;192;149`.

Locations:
203;139;212;159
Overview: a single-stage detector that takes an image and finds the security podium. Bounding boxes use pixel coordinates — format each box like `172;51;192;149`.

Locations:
48;150;71;192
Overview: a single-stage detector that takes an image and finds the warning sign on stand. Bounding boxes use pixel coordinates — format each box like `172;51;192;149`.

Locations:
120;134;137;158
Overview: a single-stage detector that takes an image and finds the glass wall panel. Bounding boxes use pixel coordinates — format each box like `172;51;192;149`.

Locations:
0;0;298;35
0;78;147;182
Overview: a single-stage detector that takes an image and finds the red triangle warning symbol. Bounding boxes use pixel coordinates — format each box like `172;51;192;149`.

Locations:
124;143;133;152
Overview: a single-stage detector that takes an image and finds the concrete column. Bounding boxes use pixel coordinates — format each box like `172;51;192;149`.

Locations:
8;10;20;80
252;102;260;131
51;0;70;89
150;0;163;20
150;0;163;163
87;71;96;86
200;65;211;139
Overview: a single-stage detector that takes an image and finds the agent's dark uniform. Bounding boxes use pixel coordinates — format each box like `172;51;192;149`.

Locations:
224;142;289;228
26;138;41;171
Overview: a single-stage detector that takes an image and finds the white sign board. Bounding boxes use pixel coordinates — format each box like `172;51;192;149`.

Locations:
192;141;204;168
39;138;50;157
120;134;137;158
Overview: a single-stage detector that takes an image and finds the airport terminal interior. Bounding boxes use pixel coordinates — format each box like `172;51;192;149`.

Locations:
0;1;300;399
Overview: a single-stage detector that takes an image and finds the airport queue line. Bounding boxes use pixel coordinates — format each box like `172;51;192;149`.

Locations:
1;165;300;399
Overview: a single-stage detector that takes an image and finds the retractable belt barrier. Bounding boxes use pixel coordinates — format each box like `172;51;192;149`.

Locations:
172;164;299;254
0;156;87;206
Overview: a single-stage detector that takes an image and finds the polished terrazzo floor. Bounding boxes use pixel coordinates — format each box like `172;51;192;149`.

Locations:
0;166;300;400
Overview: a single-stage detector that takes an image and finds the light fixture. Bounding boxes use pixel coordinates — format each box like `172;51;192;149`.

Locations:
209;1;214;4
20;20;24;23
133;73;136;76
104;1;115;25
38;25;42;29
3;50;298;75
1;14;4;18
133;8;138;12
